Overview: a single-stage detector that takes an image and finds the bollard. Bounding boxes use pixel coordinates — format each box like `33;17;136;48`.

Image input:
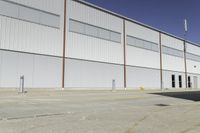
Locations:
112;79;116;91
19;75;24;93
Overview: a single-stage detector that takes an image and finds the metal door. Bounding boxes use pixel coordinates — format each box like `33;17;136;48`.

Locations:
193;76;198;88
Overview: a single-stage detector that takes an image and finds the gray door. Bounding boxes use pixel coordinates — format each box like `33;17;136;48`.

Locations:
193;76;198;88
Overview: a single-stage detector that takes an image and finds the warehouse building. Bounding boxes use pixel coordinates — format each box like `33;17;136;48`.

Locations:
0;0;200;90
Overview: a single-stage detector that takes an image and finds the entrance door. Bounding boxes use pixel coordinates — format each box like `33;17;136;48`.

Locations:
178;75;182;88
188;76;191;88
193;76;198;88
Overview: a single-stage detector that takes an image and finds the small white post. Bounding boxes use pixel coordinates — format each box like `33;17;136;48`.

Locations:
19;75;24;93
112;79;116;91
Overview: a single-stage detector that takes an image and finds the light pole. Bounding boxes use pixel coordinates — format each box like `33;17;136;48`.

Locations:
184;19;188;89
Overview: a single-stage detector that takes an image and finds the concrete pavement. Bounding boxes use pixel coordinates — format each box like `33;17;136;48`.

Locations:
0;89;199;133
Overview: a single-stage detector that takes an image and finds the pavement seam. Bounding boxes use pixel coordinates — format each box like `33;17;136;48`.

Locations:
7;116;34;120
35;113;65;118
1;112;74;121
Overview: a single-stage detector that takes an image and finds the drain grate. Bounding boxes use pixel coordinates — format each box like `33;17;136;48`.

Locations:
155;104;170;107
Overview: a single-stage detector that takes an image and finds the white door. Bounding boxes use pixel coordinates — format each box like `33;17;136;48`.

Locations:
193;76;198;88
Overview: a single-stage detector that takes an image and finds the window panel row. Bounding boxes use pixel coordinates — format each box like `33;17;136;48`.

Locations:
69;19;121;43
187;53;200;62
0;0;60;28
127;35;159;52
162;46;183;58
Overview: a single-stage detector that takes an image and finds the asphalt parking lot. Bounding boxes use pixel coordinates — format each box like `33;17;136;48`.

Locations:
0;89;200;133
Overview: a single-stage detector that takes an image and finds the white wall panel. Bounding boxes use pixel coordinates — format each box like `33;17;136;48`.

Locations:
161;34;185;72
7;0;62;14
0;51;19;87
187;60;200;74
126;21;159;44
161;34;184;50
126;46;160;69
32;55;62;88
0;15;63;56
0;50;62;88
162;54;185;72
0;50;2;87
67;33;124;64
18;53;34;87
69;0;123;33
0;0;19;18
186;43;200;56
65;59;124;88
19;6;40;23
127;66;160;89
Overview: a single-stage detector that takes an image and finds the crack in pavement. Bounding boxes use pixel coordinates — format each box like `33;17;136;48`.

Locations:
123;105;174;133
180;124;200;133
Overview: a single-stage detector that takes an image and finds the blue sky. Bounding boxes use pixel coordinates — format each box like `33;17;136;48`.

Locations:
84;0;200;45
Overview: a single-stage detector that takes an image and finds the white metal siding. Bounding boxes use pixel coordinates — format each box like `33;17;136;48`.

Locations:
0;51;19;87
69;0;122;33
67;0;123;64
68;33;124;64
0;50;62;88
186;43;200;56
187;60;200;74
161;34;185;72
0;0;64;56
125;20;160;69
126;46;160;69
32;55;62;88
65;58;124;88
162;55;185;72
7;0;62;14
161;34;184;50
0;15;63;56
186;43;200;74
126;21;159;44
127;66;160;89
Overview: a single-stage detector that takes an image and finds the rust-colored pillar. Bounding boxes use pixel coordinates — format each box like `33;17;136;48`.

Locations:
159;32;163;90
62;0;67;89
184;40;188;88
123;19;127;89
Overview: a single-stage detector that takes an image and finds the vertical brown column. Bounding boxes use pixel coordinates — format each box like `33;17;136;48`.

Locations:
62;0;67;89
159;32;163;90
123;19;127;89
184;40;188;88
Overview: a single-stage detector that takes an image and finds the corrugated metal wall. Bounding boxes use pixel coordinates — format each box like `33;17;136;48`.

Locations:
186;43;200;74
0;0;64;88
67;0;123;64
65;59;124;88
126;21;160;69
7;0;62;14
0;50;62;88
0;0;200;89
0;0;64;57
161;34;185;72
